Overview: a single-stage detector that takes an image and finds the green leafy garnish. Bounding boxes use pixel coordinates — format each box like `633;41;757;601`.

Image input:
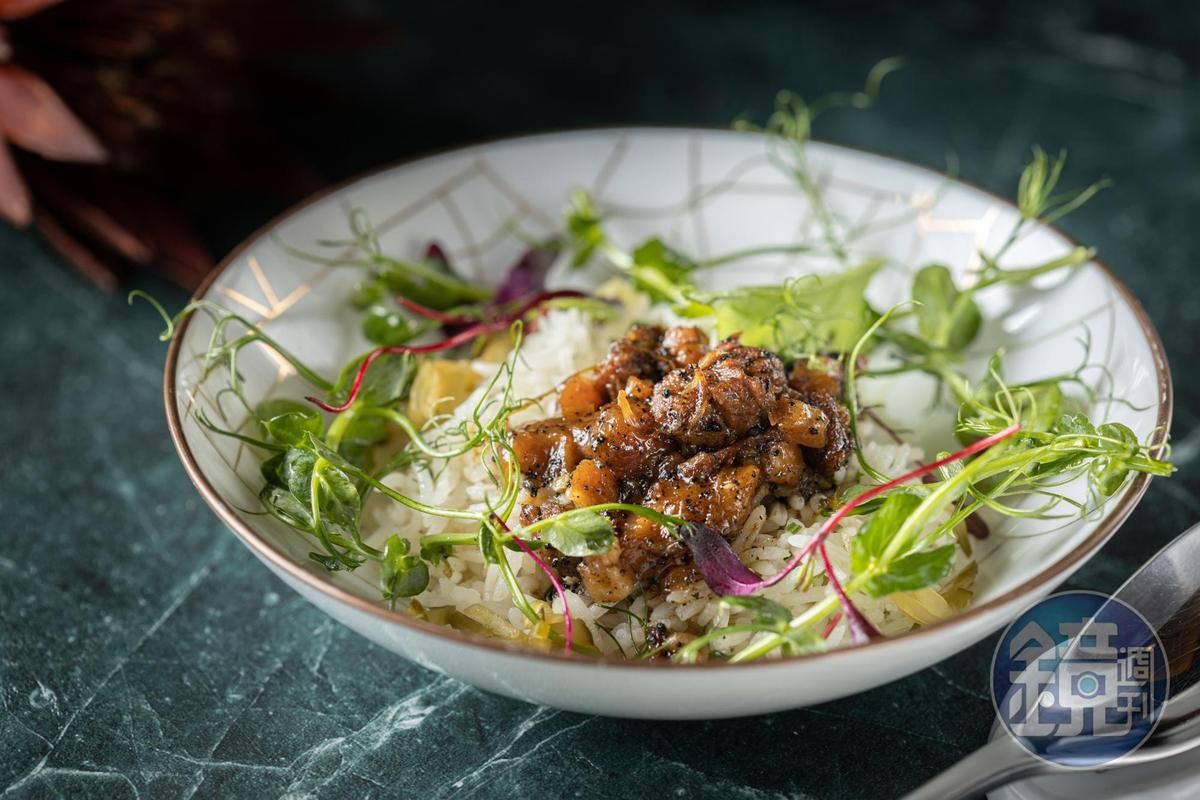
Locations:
850;493;924;571
859;545;957;598
362;305;418;346
845;493;957;598
720;596;792;626
537;508;616;557
628;238;699;305
380;535;430;601
565;189;607;268
1017;146;1112;228
911;264;982;353
285;210;490;311
256;403;324;448
328;351;416;409
696;259;883;356
673;595;822;662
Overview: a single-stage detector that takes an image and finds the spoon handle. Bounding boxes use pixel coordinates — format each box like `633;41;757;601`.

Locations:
900;734;1046;800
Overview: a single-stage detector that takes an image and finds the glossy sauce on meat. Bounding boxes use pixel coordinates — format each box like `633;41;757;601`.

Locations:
510;325;852;603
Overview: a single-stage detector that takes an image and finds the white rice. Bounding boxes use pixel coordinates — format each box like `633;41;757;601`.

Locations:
360;305;973;657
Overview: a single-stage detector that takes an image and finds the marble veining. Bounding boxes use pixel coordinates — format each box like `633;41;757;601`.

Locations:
3;4;1198;797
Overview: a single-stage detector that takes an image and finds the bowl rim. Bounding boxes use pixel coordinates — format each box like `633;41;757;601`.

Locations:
164;126;1173;670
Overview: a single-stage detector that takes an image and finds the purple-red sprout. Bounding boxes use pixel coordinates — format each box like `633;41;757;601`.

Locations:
402;243;563;336
494;244;562;305
424;241;451;270
817;542;880;644
677;522;764;595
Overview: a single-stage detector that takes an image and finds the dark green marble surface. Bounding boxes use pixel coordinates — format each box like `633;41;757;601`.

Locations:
3;4;1199;798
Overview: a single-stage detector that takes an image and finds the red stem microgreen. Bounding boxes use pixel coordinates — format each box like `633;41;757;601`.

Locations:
394;295;475;325
817;543;879;644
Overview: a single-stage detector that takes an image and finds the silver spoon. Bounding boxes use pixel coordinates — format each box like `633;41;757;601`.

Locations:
901;521;1200;800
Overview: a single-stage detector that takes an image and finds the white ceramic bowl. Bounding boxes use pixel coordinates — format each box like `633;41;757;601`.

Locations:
165;129;1171;719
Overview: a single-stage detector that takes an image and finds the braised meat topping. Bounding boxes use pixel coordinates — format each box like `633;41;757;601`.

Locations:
511;325;852;603
788;356;853;476
650;339;789;448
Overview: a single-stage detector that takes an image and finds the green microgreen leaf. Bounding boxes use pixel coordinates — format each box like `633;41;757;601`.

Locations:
333;412;390;469
479;523;498;565
629;238;698;304
282;447;318;501
850;493;923;573
860;544;957;598
912;264;982;352
1088;422;1142;497
1090;458;1131;497
363;305;417;346
278;447;365;562
1017;147;1111;226
260;484;313;530
372;256;489;310
719;595;792;627
564;189;607;267
379;534;430;601
1054;412;1096;438
350;277;386;309
1099;422;1138;447
839;485;926;516
260;451;287;488
536;508;616;557
779;626;826;656
259;448;366;571
1017;383;1065;435
259;410;324;448
312;460;362;538
255;398;315;421
696;259;883;357
329;352;416;409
